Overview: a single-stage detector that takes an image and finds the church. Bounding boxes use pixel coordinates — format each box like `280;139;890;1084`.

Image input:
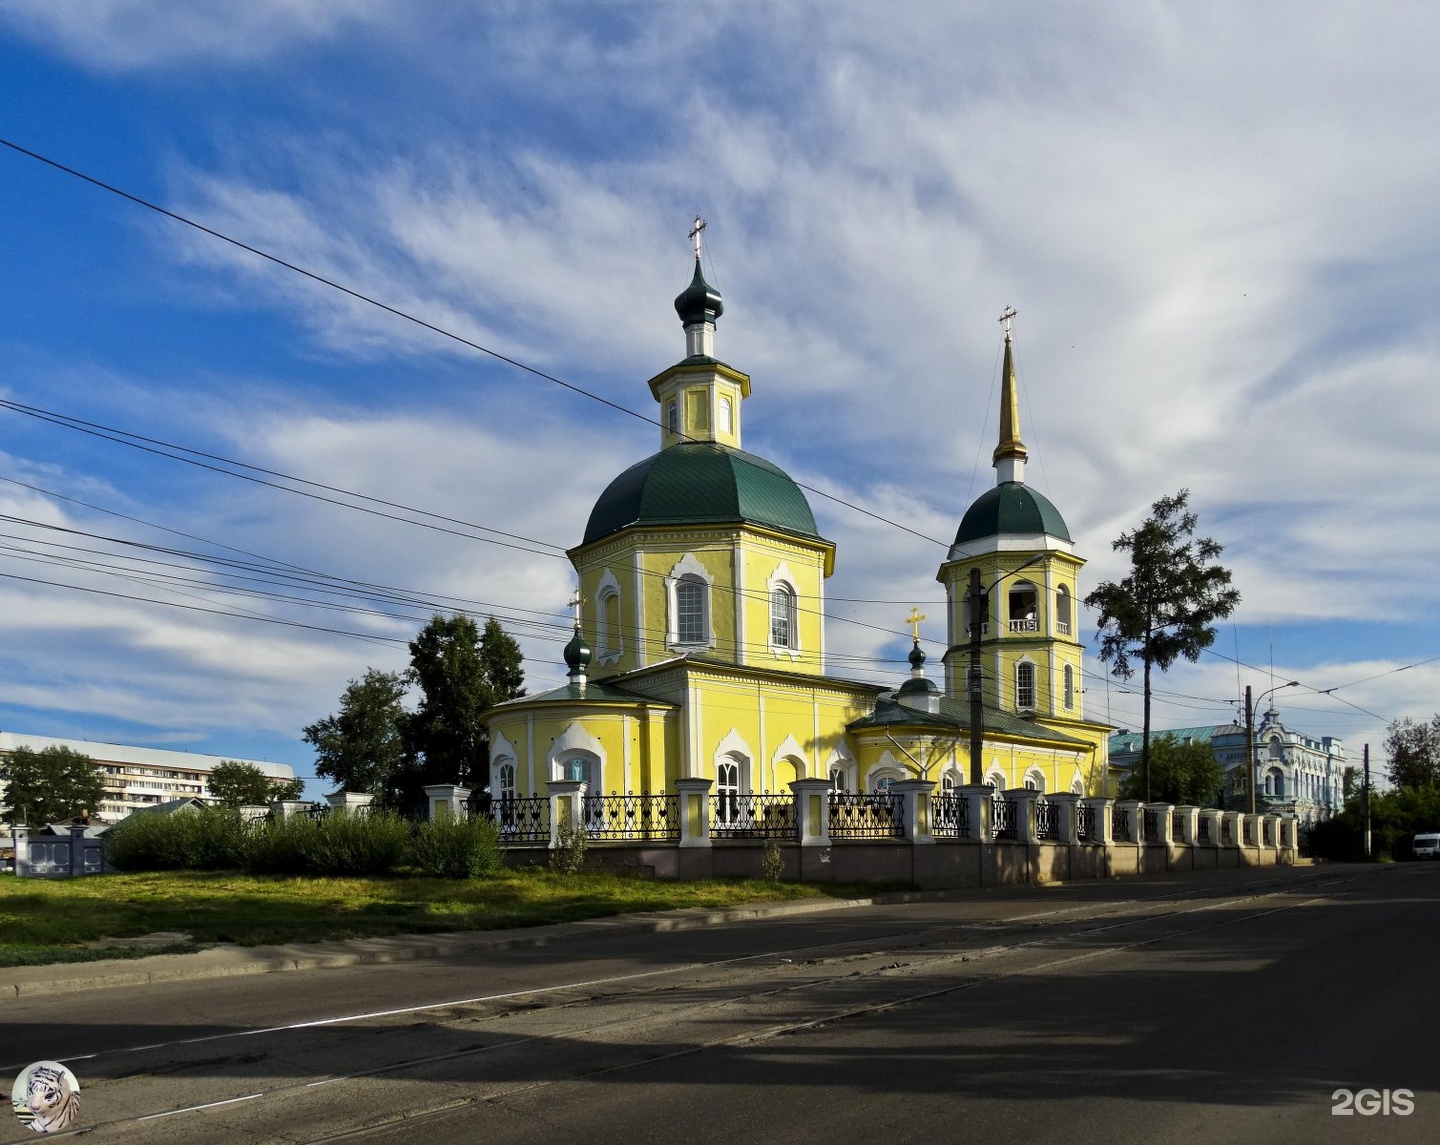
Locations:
480;237;1112;812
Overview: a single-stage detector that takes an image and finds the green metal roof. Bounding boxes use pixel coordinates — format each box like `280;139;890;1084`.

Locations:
848;693;1087;745
1109;724;1242;756
954;481;1071;545
582;442;822;546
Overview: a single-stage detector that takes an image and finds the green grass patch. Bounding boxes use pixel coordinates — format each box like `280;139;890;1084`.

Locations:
0;870;902;967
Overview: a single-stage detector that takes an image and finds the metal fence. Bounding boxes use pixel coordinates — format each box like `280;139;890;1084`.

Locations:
1111;805;1131;843
828;793;904;839
933;792;969;838
1077;803;1096;842
1197;816;1211;844
992;797;1017;840
1143;809;1159;843
489;796;549;843
1036;799;1058;841
1172;811;1185;839
582;792;679;841
711;793;796;839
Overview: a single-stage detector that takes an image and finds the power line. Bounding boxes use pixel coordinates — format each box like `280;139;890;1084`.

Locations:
0;134;949;549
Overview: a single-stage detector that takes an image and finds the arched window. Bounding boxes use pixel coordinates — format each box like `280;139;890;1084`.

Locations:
1015;661;1036;709
715;754;747;828
718;396;733;434
985;772;1005;792
1056;585;1072;635
829;765;848;793
676;577;707;645
597;586;621;659
770;584;796;649
667;399;678;434
961;578;990;637
1063;664;1075;709
497;761;516;801
941;772;956;793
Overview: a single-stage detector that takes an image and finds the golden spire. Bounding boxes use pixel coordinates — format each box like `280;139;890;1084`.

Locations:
993;306;1029;479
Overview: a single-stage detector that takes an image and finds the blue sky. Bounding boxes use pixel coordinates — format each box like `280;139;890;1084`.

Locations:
0;2;1436;794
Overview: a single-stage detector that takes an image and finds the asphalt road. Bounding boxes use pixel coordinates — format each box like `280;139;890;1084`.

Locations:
3;863;1436;1144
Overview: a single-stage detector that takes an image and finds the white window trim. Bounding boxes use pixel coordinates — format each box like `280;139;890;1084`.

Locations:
595;568;623;665
766;562;802;659
548;721;607;786
1015;657;1038;711
665;552;715;651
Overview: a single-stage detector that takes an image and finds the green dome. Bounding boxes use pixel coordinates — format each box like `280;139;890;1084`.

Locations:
954;481;1071;545
583;442;821;546
674;258;724;326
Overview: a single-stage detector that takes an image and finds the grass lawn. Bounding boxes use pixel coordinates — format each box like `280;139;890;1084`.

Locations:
0;870;892;968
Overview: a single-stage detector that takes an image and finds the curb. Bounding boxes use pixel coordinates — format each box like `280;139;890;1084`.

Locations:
3;892;920;1001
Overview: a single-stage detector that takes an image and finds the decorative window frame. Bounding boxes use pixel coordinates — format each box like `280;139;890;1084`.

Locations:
548;721;607;788
595;568;623;665
825;743;856;793
665;552;715;651
1015;657;1038;711
1063;663;1075;710
766;562;801;659
495;759;517;800
1055;584;1072;635
666;398;678;435
1023;768;1046;793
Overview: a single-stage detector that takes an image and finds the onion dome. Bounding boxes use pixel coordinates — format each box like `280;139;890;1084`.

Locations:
674;258;724;327
897;640;940;699
582;441;820;547
564;625;592;681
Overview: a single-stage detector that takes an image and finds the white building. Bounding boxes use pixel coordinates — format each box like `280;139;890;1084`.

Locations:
1108;708;1346;825
0;731;297;824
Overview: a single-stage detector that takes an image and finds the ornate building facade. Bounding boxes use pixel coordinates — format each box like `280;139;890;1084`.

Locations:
481;249;1112;809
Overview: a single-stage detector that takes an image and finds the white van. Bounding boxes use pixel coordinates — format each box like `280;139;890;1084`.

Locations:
1413;833;1440;860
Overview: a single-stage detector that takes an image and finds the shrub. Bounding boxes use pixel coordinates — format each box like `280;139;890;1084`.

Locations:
409;815;503;879
105;808;244;871
549;821;587;876
238;811;412;876
761;838;785;882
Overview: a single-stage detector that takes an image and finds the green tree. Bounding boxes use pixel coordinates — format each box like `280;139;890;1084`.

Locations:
1085;490;1240;803
394;614;526;813
1117;733;1223;806
303;669;409;796
208;760;303;807
0;745;107;824
1384;715;1440;789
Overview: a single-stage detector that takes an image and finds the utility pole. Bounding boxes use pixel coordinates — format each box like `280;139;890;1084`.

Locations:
1362;744;1371;861
967;567;985;785
1246;684;1256;816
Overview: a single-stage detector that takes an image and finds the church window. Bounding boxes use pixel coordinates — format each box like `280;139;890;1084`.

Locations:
1008;582;1038;633
1016;661;1036;709
667;399;678;434
830;765;848;793
1063;664;1075;709
676;577;707;644
597;586;621;658
770;584;796;649
1056;585;1072;635
716;755;746;828
718;396;733;434
497;761;516;801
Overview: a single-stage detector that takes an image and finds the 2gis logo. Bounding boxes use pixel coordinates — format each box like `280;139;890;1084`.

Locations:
1332;1088;1415;1116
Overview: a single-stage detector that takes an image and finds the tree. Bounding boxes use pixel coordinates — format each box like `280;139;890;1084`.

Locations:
1085;490;1240;803
0;746;107;824
208;760;304;807
303;669;409;796
1116;733;1222;806
393;614;526;813
1384;715;1440;789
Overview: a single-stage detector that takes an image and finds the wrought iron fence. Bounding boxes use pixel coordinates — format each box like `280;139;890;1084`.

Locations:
1262;820;1273;846
933;792;969;838
711;792;796;839
1243;820;1254;846
828;792;904;839
992;796;1017;840
1172;811;1185;838
1197;816;1211;844
300;803;329;822
1143;808;1159;842
583;792;680;841
1036;799;1058;841
1077;802;1096;842
1111;805;1131;842
1221;818;1233;845
489;796;549;844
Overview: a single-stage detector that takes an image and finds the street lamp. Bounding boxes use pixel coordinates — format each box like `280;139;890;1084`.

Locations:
1246;680;1300;815
966;553;1047;785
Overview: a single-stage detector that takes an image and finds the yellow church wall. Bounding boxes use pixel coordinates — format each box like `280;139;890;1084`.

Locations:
484;701;680;798
848;732;1091;794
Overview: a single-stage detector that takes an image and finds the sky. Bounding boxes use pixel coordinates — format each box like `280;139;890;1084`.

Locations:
0;1;1436;796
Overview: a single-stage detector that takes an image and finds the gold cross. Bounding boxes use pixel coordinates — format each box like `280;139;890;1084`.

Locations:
905;608;926;642
998;306;1016;336
689;215;707;259
569;587;585;627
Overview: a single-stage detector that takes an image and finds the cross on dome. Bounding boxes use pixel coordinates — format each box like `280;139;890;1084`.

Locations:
689;216;707;260
905;607;926;642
